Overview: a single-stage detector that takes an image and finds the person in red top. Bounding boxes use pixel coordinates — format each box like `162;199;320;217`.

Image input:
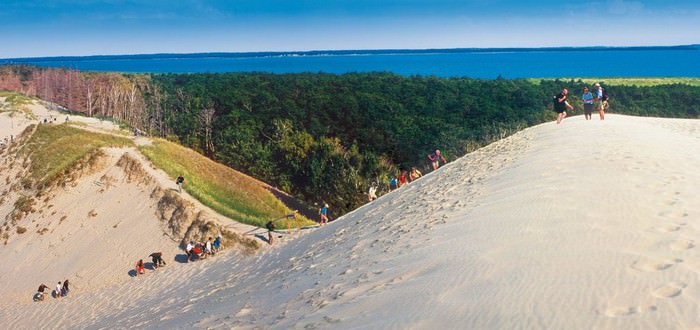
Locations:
397;170;408;187
136;259;145;275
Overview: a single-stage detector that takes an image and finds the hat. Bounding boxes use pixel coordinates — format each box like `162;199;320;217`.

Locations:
324;203;329;208
594;83;600;87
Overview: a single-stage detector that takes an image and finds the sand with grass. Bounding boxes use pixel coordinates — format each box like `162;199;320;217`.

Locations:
1;112;699;328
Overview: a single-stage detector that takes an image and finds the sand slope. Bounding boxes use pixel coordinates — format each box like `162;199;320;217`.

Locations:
2;114;700;329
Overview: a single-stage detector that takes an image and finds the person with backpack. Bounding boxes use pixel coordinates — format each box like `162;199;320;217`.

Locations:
35;284;50;301
150;252;167;268
593;83;609;120
553;88;574;124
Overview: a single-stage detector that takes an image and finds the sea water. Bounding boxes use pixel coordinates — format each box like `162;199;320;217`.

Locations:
4;47;700;78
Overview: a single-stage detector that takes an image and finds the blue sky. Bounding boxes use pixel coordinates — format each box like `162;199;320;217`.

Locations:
1;0;699;58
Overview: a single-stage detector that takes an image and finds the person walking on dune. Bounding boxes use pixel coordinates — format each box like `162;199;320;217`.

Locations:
428;149;447;170
582;86;594;120
554;88;574;124
176;175;185;193
409;167;423;182
593;83;608;120
368;183;378;202
213;235;222;253
319;204;329;225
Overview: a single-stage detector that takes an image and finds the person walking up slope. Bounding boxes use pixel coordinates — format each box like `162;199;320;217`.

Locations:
176;175;185;193
554;88;574;124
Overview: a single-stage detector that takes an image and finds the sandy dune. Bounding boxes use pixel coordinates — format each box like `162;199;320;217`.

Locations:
2;113;698;328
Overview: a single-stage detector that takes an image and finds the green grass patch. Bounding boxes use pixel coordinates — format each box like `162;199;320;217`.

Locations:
139;139;313;228
21;124;133;188
0;90;36;119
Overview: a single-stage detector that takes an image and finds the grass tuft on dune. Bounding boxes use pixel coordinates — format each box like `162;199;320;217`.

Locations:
21;124;133;188
139;139;314;228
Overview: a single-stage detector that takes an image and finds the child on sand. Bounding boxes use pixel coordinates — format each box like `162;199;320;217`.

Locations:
55;281;62;298
368;184;378;201
136;259;145;275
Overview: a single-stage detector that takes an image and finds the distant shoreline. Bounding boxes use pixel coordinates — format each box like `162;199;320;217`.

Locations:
2;44;699;62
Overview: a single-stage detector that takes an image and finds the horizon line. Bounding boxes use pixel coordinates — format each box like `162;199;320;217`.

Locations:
2;44;699;62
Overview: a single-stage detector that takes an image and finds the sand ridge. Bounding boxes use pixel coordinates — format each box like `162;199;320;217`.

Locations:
2;106;700;328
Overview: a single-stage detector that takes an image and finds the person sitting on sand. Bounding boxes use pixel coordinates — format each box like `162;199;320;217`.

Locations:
61;279;70;297
150;252;166;268
409;167;423;182
205;237;213;255
213;236;222;253
192;243;204;260
55;281;63;298
428;149;447;170
136;259;145;275
185;241;194;261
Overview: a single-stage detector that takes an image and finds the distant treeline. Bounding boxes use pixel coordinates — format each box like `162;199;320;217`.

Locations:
2;64;699;215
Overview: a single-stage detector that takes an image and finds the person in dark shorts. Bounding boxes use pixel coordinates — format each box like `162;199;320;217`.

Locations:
61;279;70;297
176;175;185;193
150;252;167;268
554;88;574;124
265;220;276;245
35;284;50;301
582;86;594;120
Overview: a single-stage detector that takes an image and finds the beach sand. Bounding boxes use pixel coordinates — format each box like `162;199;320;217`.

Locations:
1;112;699;329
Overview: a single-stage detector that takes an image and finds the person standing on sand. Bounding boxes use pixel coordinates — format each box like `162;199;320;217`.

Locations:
428;149;447;170
185;241;194;261
582;86;594;120
319;204;329;225
176;175;185;193
265;220;276;245
554;88;574;124
593;83;608;120
55;281;62;298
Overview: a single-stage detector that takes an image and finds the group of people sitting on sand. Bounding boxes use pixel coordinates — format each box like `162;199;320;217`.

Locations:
184;236;221;262
34;279;70;302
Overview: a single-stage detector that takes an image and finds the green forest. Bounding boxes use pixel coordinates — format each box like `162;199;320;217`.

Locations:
2;65;699;216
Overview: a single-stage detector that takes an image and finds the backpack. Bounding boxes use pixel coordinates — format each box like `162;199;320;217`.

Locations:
601;88;609;101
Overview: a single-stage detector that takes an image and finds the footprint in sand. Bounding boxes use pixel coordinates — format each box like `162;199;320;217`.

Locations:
603;305;657;317
670;239;695;251
655;224;682;233
630;259;678;272
652;283;686;299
